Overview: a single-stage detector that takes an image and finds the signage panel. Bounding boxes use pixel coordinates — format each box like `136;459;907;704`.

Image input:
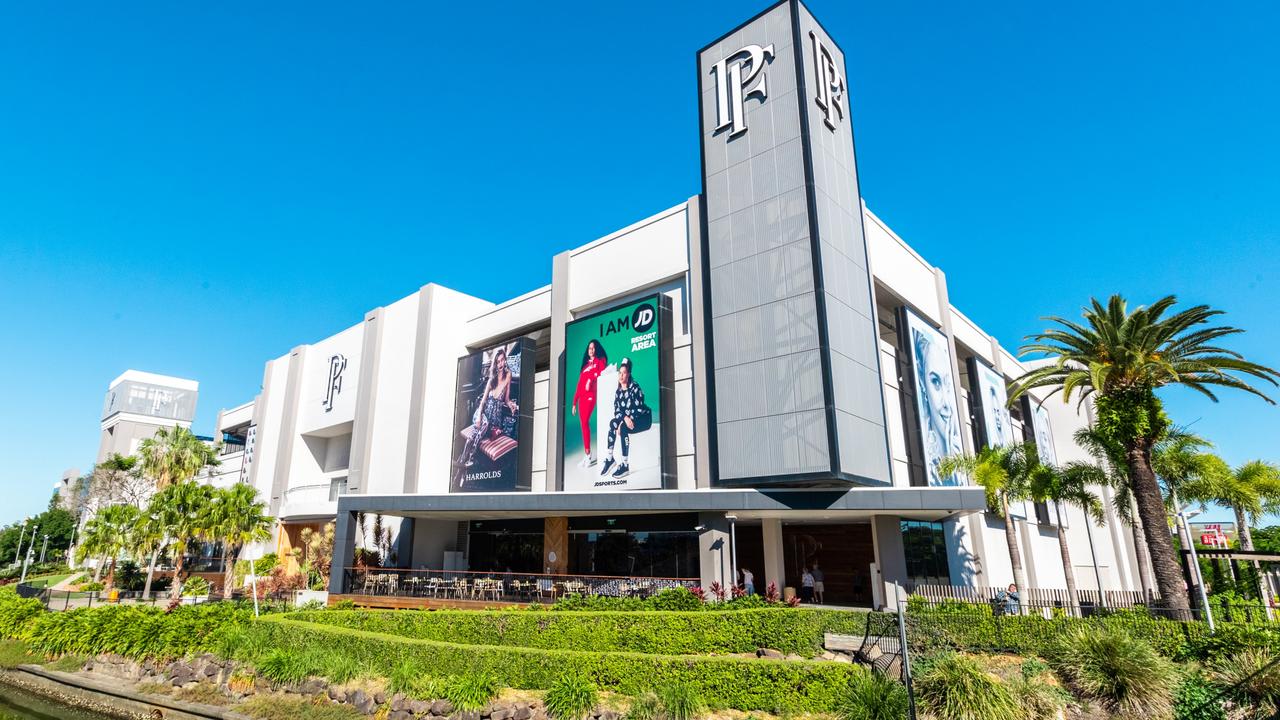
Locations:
902;308;965;487
562;295;672;491
969;359;1013;450
449;337;535;492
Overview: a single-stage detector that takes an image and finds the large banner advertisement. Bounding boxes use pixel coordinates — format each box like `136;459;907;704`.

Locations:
562;295;671;492
449;338;535;493
902;309;965;487
1023;397;1065;526
969;358;1025;517
969;359;1013;449
1028;402;1058;467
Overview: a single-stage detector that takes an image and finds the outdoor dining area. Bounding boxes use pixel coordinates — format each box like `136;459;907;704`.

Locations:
343;567;697;604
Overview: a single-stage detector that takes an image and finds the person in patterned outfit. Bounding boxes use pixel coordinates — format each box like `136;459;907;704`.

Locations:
599;358;652;479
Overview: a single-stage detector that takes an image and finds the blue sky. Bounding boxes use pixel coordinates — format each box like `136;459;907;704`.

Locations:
1;1;1277;525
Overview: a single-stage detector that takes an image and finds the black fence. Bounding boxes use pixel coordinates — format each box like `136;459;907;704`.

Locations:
15;582;297;612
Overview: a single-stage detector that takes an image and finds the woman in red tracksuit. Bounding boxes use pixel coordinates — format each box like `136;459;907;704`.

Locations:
571;339;608;467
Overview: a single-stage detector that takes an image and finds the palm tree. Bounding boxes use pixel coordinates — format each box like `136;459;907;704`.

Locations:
206;484;273;599
940;443;1039;598
75;504;139;588
1011;295;1280;613
1073;426;1158;600
138;426;219;489
1181;460;1280;608
151;481;215;596
130;502;169;601
1031;462;1106;611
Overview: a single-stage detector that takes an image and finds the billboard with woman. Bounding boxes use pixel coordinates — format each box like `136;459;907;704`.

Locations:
969;359;1013;449
562;295;671;491
449;337;535;493
902;309;966;486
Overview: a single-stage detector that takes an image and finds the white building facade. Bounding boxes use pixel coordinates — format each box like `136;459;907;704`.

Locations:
222;0;1149;605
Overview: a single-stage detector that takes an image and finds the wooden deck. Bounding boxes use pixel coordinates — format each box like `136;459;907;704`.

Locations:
328;593;531;610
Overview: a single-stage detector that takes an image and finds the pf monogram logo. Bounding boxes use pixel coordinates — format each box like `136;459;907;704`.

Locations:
323;353;347;412
810;32;845;130
710;44;774;137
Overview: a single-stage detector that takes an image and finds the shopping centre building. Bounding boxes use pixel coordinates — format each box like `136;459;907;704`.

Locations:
220;0;1148;606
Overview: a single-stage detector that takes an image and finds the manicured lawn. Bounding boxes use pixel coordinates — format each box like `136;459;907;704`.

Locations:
23;573;72;589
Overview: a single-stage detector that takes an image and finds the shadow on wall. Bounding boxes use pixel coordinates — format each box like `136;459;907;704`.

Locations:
945;518;981;586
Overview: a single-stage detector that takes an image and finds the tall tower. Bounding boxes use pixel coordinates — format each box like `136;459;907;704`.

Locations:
98;370;199;462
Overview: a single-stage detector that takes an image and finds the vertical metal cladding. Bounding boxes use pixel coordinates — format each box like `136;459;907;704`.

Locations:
698;0;890;485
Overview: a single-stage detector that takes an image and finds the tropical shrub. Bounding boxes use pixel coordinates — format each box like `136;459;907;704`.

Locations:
1048;625;1178;720
625;691;661;720
1208;648;1280;719
837;668;908;720
79;581;105;592
655;679;704;720
445;671;501;711
286;607;871;657
544;673;598;720
912;653;1021;720
2;597;250;660
257;649;319;685
388;659;426;695
1173;673;1226;720
1008;676;1069;720
181;577;211;597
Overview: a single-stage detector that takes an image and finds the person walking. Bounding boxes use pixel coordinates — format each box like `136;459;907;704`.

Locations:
800;567;815;603
811;563;825;604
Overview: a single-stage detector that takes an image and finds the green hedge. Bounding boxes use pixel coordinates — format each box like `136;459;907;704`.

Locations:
253;615;861;712
902;605;1280;661
287;607;871;657
0;586;248;660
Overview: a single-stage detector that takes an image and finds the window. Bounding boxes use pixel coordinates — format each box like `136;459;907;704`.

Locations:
900;520;950;586
328;477;348;501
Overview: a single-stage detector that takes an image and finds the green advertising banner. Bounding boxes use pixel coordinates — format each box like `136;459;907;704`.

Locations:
562;296;664;491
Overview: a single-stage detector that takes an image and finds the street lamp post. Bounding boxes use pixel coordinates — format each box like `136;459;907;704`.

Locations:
725;514;738;590
19;526;37;584
39;535;49;565
1174;500;1215;632
14;520;29;566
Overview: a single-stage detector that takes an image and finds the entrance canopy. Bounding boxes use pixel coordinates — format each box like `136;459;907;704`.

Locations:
335;486;986;523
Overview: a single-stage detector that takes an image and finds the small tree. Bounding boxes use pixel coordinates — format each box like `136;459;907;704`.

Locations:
940;443;1039;597
75;504;139;588
1033;463;1105;611
1181;459;1280;608
131;501;169;601
299;523;335;589
152;481;215;596
138;426;219;489
206;484;273;598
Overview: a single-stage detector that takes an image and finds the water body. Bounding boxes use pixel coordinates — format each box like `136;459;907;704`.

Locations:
0;684;116;720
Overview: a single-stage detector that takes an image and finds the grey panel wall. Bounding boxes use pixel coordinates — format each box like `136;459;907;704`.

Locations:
697;0;889;485
795;4;891;483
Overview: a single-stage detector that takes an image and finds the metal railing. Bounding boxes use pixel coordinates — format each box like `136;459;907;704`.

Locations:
906;583;1156;609
339;567;698;602
15;581;296;612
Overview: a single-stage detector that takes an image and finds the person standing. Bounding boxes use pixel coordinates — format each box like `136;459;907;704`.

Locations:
811;563;825;604
996;583;1020;615
741;568;755;596
800;567;815;603
571;340;608;468
599;358;652;479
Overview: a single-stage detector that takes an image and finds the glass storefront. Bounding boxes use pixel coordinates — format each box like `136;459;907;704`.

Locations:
467;514;699;579
901;520;950;586
468;519;543;573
